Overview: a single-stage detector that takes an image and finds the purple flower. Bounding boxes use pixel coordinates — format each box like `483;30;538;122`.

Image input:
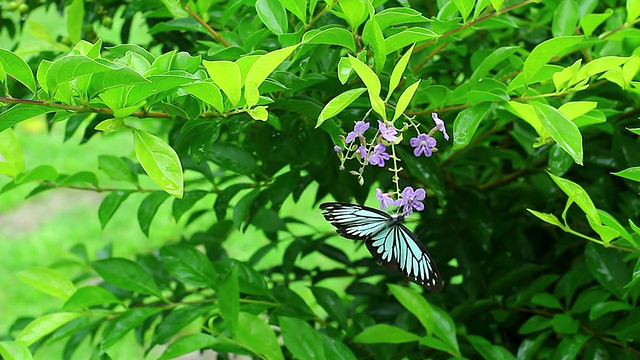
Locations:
333;145;341;153
399;186;426;215
357;145;368;159
378;121;398;142
432;113;449;141
368;143;390;167
376;189;399;210
346;121;370;143
410;134;437;157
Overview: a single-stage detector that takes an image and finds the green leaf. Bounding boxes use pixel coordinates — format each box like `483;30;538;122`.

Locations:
469;46;519;84
281;0;306;22
311;287;348;329
16;312;82;347
522;36;583;83
580;9;613;37
392;80;420;121
467;335;517;360
153;305;215;346
519;316;552;335
66;0;84;43
552;314;579;334
244;44;299;106
531;293;564;309
98;190;133;229
452;103;492;149
333;0;370;29
353;324;420;344
589;301;632;320
348;55;385;119
235;312;284;360
172;190;208;221
316;88;367;127
419;336;457;353
98;155;137;184
159;244;217;288
280;317;325;360
233;188;260;230
203;60;242;106
256;0;288;35
208;143;259;176
387;45;415;101
16;267;76;300
533;103;583;165
628;0;640;23
374;8;430;30
59;171;99;188
302;27;356;52
219;265;239;336
101;308;164;350
0;104;58;133
571;287;610;314
527;210;563;228
92;258;164;299
612;167;640;182
137;191;170;237
548;143;574;176
361;16;386;73
627;258;640;289
384;27;440;55
0;49;37;94
584;242;628;299
552;0;579;37
388;284;434;335
182;82;225;113
586;215;619;245
0;341;33;360
0;128;25;177
319;333;356;360
61;286;121;311
547;172;599;223
158;334;220;360
452;0;474;22
555;334;589;360
132;128;184;198
432;305;460;355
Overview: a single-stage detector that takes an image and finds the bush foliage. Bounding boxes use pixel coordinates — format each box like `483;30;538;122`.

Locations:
1;0;640;359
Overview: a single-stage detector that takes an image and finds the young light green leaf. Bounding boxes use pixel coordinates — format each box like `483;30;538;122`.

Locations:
547;172;599;223
533;103;583;165
16;267;76;300
0;341;33;360
353;324;420;344
627;0;640;23
586;216;619;245
552;0;579;37
244;44;299;106
16;312;82;346
132;128;184;198
387;45;415;101
92;258;164;299
453;0;474;22
0;104;58;133
0;128;25;175
203;60;242;106
580;9;613;37
452;103;492;149
159;244;217;288
392;80;420;121
248;106;268;121
66;0;84;43
280;317;325;360
138;191;170;237
316;88;367;127
612;167;640;182
361;16;386;73
182;82;225;113
522;36;583;83
219;265;239;336
348;55;385;119
0;49;37;94
61;286;121;311
280;0;306;22
302;28;356;52
388;284;434;335
384;27;440;55
235;312;284;360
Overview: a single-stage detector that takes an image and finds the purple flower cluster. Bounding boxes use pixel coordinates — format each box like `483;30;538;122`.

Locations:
333;113;449;216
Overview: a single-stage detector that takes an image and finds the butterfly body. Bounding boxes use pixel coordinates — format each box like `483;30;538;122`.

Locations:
320;202;442;291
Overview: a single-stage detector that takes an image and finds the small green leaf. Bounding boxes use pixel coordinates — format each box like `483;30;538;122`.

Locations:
552;0;579;37
244;44;299;106
280;317;325;360
94;118;125;132
15;165;58;185
387;45;415;101
392;80;420;121
0;49;37;94
432;305;460;355
522;36;583;83
627;258;640;289
233;188;260;230
519;316;552;335
452;0;474;21
311;287;348;329
203;60;242;106
137;191;170;237
98;155;137;184
388;284;434;335
208;143;258;176
533;103;583;165
527;209;564;228
302;27;356;52
467;335;517;360
16;313;82;346
61;286;121;311
584;242;628;299
172;190;208;221
248;106;268;121
384;27;440;55
16;267;76;300
0;341;33;360
280;0;306;22
98;190;133;229
153;305;215;346
547;172;599;223
256;0;288;35
316;88;367;127
452;103;492;149
159;334;220;360
589;301;632;320
101;308;164;350
612;167;640;182
556;334;589;360
580;9;613;37
92;258;164;299
235;312;284;360
182;82;225;113
66;0;84;43
552;314;579;334
353;324;420;344
59;171;99;188
531;293;564;309
320;333;356;360
219;265;239;336
132;128;184;198
159;244;217;288
348;55;385;119
361;16;386;73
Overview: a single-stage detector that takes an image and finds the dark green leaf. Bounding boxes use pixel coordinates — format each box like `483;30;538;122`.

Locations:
92;258;164;299
219;265;239;337
280;317;325;360
311;287;348;328
153;305;215;346
98;191;133;229
137;191;169;237
208;143;259;176
159;244;217;287
100;308;163;350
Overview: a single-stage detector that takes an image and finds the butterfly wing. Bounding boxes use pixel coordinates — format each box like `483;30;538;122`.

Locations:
365;222;442;291
319;202;392;240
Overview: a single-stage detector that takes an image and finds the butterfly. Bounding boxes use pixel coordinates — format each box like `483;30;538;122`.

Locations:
320;202;442;291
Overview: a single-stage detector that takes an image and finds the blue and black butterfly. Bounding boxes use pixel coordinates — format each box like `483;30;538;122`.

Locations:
320;202;442;291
